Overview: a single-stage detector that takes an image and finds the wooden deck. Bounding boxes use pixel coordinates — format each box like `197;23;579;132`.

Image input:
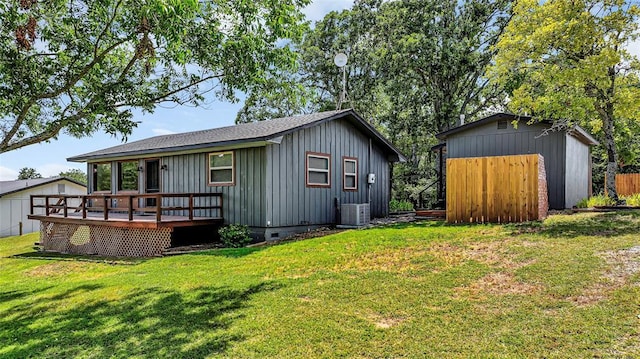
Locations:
28;193;224;229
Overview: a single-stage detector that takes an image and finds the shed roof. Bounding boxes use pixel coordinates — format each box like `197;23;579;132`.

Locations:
0;177;86;198
435;112;599;146
68;109;406;162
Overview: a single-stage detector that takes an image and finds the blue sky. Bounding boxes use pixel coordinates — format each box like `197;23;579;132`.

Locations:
0;0;354;180
1;1;639;180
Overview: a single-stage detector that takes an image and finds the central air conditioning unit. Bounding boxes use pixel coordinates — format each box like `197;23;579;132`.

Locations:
341;203;370;227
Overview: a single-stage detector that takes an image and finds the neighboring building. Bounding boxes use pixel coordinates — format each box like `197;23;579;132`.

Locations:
435;113;599;209
0;177;87;237
67;109;405;240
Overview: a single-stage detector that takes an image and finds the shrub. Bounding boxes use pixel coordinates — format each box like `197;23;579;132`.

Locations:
623;193;640;207
389;199;414;212
575;197;589;208
218;224;251;248
586;194;616;208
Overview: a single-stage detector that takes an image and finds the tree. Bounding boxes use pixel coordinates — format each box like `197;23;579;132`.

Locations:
236;0;512;205
59;168;87;184
17;167;42;180
490;0;640;199
0;0;310;153
236;3;381;124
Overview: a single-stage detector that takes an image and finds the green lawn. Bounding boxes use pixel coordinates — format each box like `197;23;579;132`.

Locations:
1;212;639;358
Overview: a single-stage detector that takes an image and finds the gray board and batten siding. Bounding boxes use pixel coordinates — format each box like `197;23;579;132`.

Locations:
265;116;391;239
72;109;405;239
438;113;598;209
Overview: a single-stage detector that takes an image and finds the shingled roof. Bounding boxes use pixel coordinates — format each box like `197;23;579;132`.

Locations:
68;109;405;162
436;112;599;146
0;177;86;198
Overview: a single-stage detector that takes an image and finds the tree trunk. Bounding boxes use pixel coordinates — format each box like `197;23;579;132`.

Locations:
602;112;618;200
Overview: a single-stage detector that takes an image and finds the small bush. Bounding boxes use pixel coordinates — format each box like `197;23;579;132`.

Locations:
623;193;640;207
389;199;414;212
585;195;616;208
575;197;589;208
218;224;251;248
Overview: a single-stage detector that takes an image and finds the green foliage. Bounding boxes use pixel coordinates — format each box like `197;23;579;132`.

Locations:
218;224;251;248
576;195;617;208
237;1;512;202
575;197;589;209
389;199;414;212
623;193;640;207
1;212;639;357
17;167;42;180
59;168;87;184
490;0;640;198
0;0;310;153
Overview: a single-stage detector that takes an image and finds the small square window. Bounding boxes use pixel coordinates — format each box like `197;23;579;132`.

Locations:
306;152;331;187
209;151;235;186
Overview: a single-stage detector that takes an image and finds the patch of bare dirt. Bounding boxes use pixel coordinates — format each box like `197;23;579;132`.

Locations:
569;246;640;307
455;271;542;300
365;313;406;329
25;261;87;277
433;238;537;270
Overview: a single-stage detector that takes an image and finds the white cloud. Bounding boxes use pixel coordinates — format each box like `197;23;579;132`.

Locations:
0;166;18;181
303;0;354;22
152;128;178;136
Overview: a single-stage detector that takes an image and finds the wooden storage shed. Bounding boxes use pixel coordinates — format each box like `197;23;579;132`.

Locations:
436;113;599;209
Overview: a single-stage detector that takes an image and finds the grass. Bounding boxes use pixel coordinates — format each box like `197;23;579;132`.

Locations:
1;212;639;358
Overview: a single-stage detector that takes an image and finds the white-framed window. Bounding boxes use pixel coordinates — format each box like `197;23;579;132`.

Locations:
208;151;235;186
343;157;358;191
306;152;331;187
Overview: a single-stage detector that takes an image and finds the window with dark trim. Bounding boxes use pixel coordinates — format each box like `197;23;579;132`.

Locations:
92;163;111;192
306;152;331;187
117;161;139;191
208;151;235;186
343;157;358;191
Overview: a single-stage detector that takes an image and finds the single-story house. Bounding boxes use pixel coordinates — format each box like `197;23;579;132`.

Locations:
435;113;599;209
66;109;405;240
1;177;86;237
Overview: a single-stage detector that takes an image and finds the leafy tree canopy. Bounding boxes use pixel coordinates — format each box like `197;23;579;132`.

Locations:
490;0;640;198
59;168;87;184
17;167;42;180
237;0;511;205
0;0;310;153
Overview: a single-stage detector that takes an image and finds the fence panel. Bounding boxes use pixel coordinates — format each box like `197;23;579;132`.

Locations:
606;173;640;196
446;154;548;223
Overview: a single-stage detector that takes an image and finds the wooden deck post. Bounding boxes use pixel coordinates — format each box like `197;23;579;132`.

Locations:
156;194;162;223
103;196;109;220
63;196;68;217
128;195;134;221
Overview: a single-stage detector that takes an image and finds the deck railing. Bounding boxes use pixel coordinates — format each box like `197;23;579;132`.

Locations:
30;193;223;223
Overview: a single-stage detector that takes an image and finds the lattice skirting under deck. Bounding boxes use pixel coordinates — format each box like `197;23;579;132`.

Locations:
40;221;172;257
